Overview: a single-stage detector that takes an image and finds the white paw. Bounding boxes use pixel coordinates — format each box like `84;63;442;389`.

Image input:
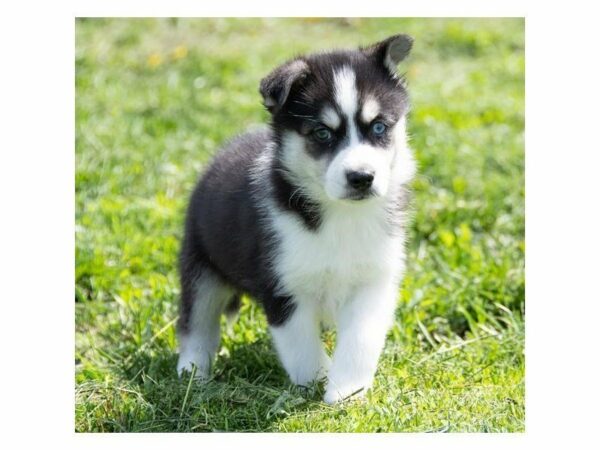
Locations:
323;381;368;404
177;354;211;380
290;353;331;387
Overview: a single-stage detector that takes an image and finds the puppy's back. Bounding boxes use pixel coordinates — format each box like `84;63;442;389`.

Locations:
182;127;274;294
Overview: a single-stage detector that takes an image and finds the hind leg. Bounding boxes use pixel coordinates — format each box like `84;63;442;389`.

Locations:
177;269;234;379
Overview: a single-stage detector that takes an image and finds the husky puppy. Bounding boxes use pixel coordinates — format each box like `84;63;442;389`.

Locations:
177;34;416;404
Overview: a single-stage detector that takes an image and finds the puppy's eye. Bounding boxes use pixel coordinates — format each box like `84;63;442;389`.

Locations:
313;127;333;142
371;121;387;136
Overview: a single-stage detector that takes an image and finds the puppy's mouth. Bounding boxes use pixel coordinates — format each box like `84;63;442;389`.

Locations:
342;189;377;201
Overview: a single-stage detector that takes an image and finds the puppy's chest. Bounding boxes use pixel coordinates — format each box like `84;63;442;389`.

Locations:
271;211;403;306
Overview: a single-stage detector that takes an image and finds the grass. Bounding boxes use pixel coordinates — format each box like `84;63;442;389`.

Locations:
75;18;525;432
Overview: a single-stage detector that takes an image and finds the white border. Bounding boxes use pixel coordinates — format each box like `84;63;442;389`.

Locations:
72;1;526;18
2;0;600;448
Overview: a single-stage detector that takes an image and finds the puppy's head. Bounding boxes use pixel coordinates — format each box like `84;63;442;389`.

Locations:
260;34;415;203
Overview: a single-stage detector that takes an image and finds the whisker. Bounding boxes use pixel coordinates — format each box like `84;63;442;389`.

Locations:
288;186;303;208
274;168;292;177
291;100;314;107
288;113;318;121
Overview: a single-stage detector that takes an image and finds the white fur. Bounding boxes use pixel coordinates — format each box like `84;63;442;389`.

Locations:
266;195;406;403
325;142;394;200
390;116;416;186
334;67;360;152
361;96;380;123
324;276;399;403
270;201;405;317
247;68;416;404
320;106;341;130
270;300;331;386
177;273;233;379
257;130;409;397
333;67;358;119
279;131;329;201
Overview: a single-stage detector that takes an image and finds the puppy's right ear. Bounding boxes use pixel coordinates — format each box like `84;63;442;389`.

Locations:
259;59;310;114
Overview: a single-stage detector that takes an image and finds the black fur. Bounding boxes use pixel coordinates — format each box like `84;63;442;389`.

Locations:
178;128;299;330
271;160;322;230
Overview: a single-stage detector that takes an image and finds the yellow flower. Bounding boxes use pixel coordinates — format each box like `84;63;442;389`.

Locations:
439;229;455;248
147;53;162;68
172;45;188;60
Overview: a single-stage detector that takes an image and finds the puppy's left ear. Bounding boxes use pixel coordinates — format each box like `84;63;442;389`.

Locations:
363;34;414;74
259;59;310;115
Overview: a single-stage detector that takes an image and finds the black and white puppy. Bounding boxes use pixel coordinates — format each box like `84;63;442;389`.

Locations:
177;34;416;404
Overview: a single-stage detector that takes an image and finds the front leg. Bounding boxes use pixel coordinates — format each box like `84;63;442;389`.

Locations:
268;296;331;386
324;278;399;404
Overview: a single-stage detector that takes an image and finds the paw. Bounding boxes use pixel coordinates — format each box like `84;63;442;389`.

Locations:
177;355;211;381
323;381;369;404
289;353;331;387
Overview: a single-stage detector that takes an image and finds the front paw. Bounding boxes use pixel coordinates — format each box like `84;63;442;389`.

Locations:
290;353;331;386
323;381;368;404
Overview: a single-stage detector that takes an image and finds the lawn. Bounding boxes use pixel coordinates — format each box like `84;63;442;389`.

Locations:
75;17;525;432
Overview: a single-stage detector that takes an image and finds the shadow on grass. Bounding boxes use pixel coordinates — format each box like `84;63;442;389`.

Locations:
109;337;326;432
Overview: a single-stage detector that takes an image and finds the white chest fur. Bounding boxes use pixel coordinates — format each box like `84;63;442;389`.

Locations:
269;200;405;324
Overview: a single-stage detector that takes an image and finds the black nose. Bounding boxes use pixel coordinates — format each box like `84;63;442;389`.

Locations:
346;170;374;191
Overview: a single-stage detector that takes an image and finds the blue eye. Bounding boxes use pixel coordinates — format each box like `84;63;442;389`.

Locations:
371;121;387;136
314;127;333;142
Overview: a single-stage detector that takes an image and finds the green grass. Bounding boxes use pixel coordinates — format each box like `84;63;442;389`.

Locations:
75;18;525;432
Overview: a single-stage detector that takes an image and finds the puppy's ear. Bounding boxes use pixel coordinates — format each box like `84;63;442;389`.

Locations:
259;59;310;114
363;34;414;74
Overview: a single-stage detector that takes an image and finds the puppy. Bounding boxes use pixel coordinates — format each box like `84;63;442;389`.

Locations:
177;34;416;404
